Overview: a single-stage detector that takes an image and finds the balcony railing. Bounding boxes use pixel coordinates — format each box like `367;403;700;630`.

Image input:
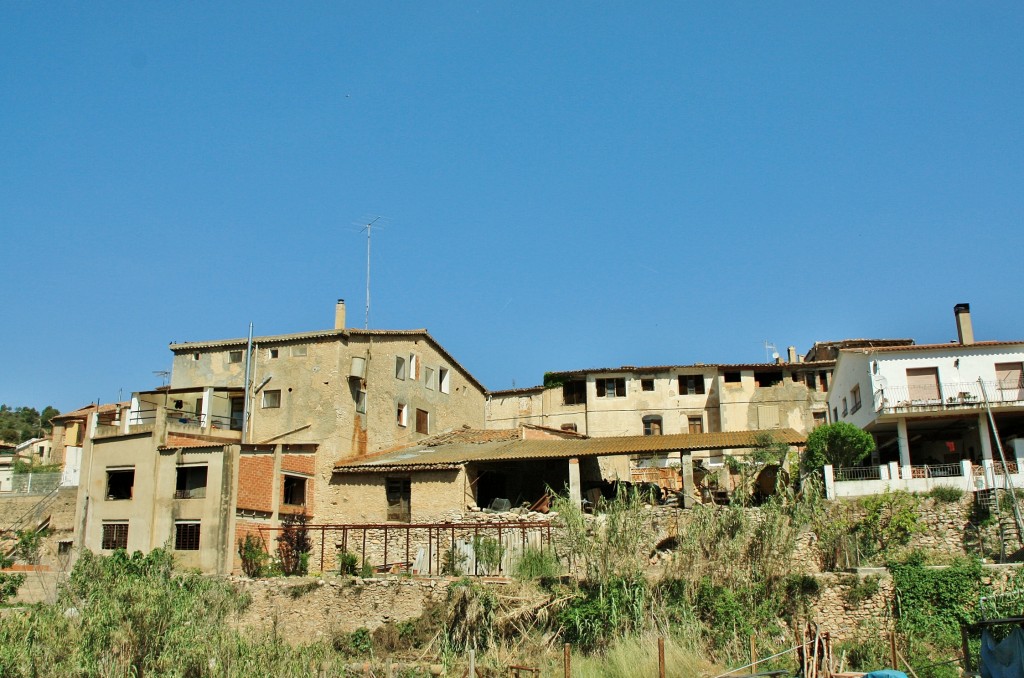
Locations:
833;466;882;481
874;380;1024;414
129;407;241;431
906;463;963;479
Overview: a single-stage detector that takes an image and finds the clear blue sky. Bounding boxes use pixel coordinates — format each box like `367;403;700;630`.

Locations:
3;3;1023;412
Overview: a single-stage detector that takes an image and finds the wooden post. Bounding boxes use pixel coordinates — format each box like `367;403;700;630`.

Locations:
961;626;973;673
564;643;571;678
889;630;898;670
468;649;475;678
658;637;666;678
750;634;757;673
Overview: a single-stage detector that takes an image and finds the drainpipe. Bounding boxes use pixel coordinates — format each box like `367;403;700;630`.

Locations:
241;323;253;444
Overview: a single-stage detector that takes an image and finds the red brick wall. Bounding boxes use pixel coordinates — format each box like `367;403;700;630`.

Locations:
237;454;274;513
234;519;272;574
281;453;315;475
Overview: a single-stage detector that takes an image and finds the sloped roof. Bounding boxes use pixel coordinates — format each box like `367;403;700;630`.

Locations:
51;402;127;422
843;340;1024;354
334;429;805;473
158;433;241;451
169;328;486;393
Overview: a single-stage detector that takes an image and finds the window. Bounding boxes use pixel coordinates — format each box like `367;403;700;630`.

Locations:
596;378;626;398
833;407;839;421
229;350;243;364
106;469;135;500
175;466;208;499
269;348;279;359
397;403;408;427
804;373;817;390
355;390;367;414
812;411;827;428
642;415;663;436
996;362;1023;399
688;416;704;434
842;397;848;416
561;423;578;433
174;522;201;551
850;385;862;413
425;367;435;390
262;390;281;409
755;371;783;388
724;371;742;384
57;540;72;555
192;353;200;361
409;354;420;380
758;405;780;429
906;367;940;401
282;475;307;506
439;368;450;394
819;371;830;392
562;380;587;405
386;477;411;522
678;375;706;395
101;522;129;550
641;378;655;392
395;356;406;380
415;409;429;434
291;345;307;357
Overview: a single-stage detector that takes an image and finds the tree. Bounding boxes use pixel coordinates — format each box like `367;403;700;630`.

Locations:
800;422;875;475
0;404;61;444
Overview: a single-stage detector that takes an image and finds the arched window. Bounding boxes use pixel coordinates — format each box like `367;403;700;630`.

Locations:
642;415;663;436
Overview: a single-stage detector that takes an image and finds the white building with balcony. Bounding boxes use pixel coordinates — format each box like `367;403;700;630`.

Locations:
826;304;1024;497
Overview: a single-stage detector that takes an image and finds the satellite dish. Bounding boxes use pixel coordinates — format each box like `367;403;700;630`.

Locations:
771;352;780;362
876;376;889;389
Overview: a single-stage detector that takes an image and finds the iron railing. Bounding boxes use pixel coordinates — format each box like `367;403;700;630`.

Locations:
874;380;1024;414
256;521;554;577
833;466;882;481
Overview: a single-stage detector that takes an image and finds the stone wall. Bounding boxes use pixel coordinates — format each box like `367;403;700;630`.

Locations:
230;574;449;642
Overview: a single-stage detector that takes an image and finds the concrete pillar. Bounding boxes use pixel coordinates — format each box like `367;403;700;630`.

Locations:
823;464;835;500
887;461;900;482
896;418;911;479
879;464;890;481
568;458;582;508
979;413;994;462
201;387;214;433
1012;438;1024;470
961;459;973;490
680;454;695;509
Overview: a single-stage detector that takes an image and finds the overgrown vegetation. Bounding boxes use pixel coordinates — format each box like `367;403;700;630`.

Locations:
238;534;268;577
927;485;965;503
0;404;59;445
277;516;312;576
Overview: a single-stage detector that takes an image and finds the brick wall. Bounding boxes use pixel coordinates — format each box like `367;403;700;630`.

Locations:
237;454;274;513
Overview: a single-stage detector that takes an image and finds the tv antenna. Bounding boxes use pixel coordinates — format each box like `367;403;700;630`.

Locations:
153;370;170;387
764;341;779;363
360;216;383;329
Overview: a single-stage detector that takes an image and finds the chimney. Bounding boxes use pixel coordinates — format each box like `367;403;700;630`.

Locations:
787;346;797;363
954;303;974;345
334;299;346;330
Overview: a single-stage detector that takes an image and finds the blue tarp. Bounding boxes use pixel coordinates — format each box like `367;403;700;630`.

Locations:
981;629;1024;678
863;671;909;678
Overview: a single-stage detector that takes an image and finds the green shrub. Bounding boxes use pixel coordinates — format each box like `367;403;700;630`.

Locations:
512;547;561;581
237;534;268;577
927;486;964;503
472;536;505;575
276;516;311;576
842;574;881;607
0;572;25;605
15;529;45;565
359;560;374;578
337;550;358;576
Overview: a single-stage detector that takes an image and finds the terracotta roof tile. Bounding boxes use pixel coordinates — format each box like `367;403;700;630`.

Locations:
843;340;1024;354
334;429;805;473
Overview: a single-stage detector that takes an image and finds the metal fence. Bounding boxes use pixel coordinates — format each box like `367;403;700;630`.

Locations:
875;380;1024;413
6;472;61;496
833;466;882;482
257;521;555;577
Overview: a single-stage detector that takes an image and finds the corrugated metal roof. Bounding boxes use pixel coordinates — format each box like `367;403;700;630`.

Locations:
334;429;805;473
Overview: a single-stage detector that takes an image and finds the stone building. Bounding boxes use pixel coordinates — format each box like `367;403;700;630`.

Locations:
71;300;488;573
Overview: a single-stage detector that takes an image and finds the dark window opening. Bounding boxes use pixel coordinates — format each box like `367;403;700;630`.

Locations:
755;371;783;388
175;466;208;499
269;348;279;359
724;372;742;383
678;375;706;395
641;379;655;392
386;477;411;522
812;411;827;428
415;409;429;434
805;373;817;390
229;350;243;363
57;540;72;555
282;475;307;506
106;469;135;501
562;380;587;405
101;523;128;550
642;415;663;436
596;378;626;398
819;371;830;392
560;423;578;433
174;522;201;551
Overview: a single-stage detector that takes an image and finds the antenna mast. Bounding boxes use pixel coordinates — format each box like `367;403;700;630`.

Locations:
362;216;381;329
